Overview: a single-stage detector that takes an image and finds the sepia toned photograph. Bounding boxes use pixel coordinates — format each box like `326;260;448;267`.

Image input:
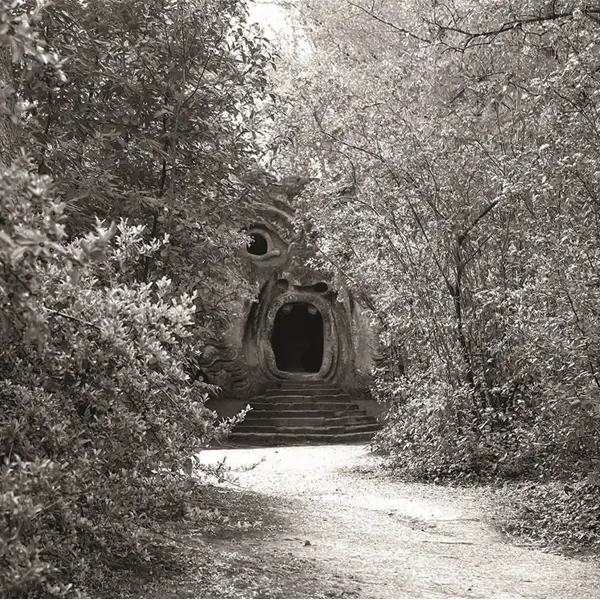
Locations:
1;0;600;597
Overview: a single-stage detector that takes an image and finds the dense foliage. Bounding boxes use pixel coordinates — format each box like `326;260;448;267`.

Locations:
22;0;274;326
274;0;600;549
0;0;269;595
1;178;220;595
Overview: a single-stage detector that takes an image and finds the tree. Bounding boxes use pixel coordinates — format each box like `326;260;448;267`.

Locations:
22;0;275;329
273;0;600;479
0;0;268;595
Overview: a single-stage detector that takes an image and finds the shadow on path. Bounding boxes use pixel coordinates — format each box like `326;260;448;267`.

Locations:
197;443;600;599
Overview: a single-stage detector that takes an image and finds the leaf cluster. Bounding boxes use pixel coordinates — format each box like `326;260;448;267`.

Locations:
0;157;240;596
20;0;276;327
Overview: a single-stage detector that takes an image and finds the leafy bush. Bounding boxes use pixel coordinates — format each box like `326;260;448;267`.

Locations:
0;0;264;594
0;156;239;597
373;366;600;482
277;0;600;551
20;0;273;328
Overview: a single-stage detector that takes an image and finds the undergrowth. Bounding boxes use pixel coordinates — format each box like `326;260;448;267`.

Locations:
371;371;600;556
495;479;600;557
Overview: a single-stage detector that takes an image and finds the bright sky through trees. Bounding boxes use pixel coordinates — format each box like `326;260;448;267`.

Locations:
248;0;310;55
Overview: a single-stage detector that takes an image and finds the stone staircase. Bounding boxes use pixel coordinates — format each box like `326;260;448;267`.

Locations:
229;380;381;446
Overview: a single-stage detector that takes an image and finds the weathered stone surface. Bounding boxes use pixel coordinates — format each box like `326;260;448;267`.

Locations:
228;381;380;446
203;179;380;428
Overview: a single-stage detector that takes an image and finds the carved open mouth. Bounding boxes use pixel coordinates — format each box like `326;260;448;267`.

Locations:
271;302;324;373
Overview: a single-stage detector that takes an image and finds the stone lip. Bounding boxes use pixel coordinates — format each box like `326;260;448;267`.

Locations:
261;291;338;381
226;431;377;446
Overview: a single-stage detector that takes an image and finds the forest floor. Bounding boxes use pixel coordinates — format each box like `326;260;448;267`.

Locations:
121;444;600;598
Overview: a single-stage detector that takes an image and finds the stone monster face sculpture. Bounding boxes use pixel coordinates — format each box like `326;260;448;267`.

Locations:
241;206;356;387
201;179;375;395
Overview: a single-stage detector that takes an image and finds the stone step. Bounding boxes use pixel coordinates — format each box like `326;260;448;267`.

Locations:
266;379;332;385
248;401;360;412
259;390;346;398
233;422;380;435
246;408;350;419
261;387;341;396
264;379;337;385
265;379;339;389
229;430;378;446
242;414;377;427
252;394;351;403
229;381;380;446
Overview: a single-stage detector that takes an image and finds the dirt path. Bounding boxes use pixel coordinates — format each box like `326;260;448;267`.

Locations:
197;443;600;598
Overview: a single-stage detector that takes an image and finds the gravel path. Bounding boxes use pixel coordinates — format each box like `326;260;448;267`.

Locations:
198;443;600;598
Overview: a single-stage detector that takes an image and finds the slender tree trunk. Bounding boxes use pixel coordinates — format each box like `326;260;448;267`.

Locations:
0;48;18;169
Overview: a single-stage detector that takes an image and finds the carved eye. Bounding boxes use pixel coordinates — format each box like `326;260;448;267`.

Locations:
247;232;268;256
244;226;284;263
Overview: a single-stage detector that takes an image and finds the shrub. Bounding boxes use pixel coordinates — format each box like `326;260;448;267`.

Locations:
273;0;600;553
0;158;232;597
373;363;600;482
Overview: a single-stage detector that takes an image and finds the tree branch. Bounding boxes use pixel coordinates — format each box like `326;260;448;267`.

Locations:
45;308;102;331
344;0;430;44
457;199;500;246
428;8;600;49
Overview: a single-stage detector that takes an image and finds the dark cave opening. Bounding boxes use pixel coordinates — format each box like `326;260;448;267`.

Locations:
271;302;324;373
247;233;268;255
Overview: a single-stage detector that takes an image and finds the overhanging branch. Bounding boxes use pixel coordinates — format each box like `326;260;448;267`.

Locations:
428;8;600;49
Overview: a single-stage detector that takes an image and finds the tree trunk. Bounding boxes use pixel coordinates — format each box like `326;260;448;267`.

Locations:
0;48;18;169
